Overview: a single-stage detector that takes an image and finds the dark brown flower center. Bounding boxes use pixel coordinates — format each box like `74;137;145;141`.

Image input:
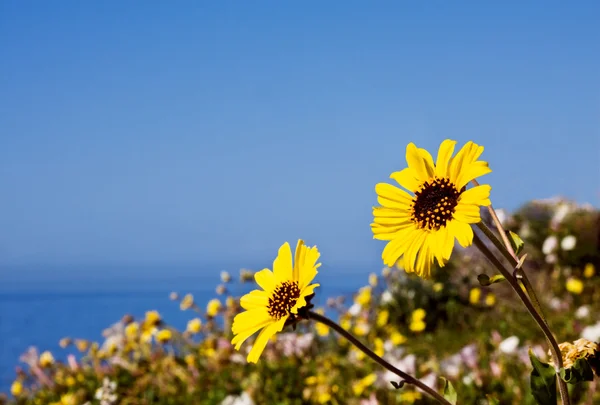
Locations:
268;281;300;319
412;177;460;230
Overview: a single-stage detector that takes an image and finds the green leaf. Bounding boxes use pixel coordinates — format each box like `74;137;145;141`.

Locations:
508;231;525;255
559;358;594;384
477;274;506;286
439;377;457;405
529;349;557;405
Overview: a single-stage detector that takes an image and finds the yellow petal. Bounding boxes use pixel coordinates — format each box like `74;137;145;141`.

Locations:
232;318;272;350
448;220;474;248
390;168;421;192
232;308;271;334
292;283;320;313
381;228;418;267
459;184;491;205
372;206;412;218
415;237;434;278
293;240;304;282
240;290;269;310
298;244;320;290
254;268;277;293
453;204;483;224
371;222;415;240
417;147;435;178
402;230;428;274
247;318;286;363
448;141;473;185
456;162;492;189
273;242;293;283
375;183;413;208
405;143;431;182
435;140;456;178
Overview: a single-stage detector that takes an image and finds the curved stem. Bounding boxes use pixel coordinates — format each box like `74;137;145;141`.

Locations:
308;310;452;405
472;233;570;405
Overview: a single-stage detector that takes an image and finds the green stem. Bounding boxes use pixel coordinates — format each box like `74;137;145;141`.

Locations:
308;310;453;405
472;233;570;405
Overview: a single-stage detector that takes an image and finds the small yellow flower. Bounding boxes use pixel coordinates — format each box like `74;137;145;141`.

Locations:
374;338;385;357
226;296;236;308
372;140;492;278
39;351;55;367
125;322;139;339
145;310;162;326
231;240;321;363
390;330;407;345
187;318;202;334
566;278;584;295
10;380;23;396
65;376;76;387
368;273;378;287
184;353;196;367
409;308;426;333
469;287;481;305
75;339;90;352
180;294;194;310
355;286;372;306
433;282;444;292
399;391;423;403
485;293;496;306
221;271;232;283
314;309;329;336
206;299;222;317
156;329;172;344
377;310;389;327
59;337;72;348
353;321;370;337
340;314;352;331
58;393;77;405
140;327;156;343
352;373;377;396
584;263;595;278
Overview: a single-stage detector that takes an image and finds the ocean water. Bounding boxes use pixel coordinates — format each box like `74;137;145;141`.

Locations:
0;270;369;394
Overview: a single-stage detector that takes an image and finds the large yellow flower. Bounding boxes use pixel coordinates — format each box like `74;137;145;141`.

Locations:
372;140;491;278
231;240;320;363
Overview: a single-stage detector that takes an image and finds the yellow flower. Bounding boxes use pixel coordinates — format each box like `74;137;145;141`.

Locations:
390;330;407;345
549;338;599;369
368;273;378;287
180;294;194;310
469;287;481;305
206;299;222;317
156;329;172;344
566;278;584;295
65;376;76;387
352;373;377;396
57;393;77;405
10;380;23;396
374;337;385;357
74;339;90;352
184;354;196;366
355;286;372;306
399;391;423;403
433;282;444;292
584;263;595;278
409;308;426;333
140;327;156;343
59;337;72;348
340;314;352;331
39;351;55;367
372;140;492;278
125;322;139;339
314;308;329;336
231;240;320;363
353;321;370;336
377;310;389;327
145;310;162;326
187;318;202;334
485;293;496;306
226;296;236;308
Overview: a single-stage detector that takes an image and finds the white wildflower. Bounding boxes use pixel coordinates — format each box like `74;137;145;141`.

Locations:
560;235;576;251
499;336;520;354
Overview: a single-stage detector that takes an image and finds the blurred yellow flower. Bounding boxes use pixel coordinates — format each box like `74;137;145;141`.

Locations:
433;282;444;292
355;286;372;306
409;308;426;333
377;310;389;327
340;314;352;330
226;296;236;308
469;287;481;305
141;327;156;343
180;294;194;310
485;293;496;306
74;339;90;353
371;140;492;278
390;330;407;345
231;240;320;363
10;380;23;396
220;270;232;283
156;329;172;344
65;376;76;387
145;310;162;326
353;321;370;337
187;318;202;334
59;337;72;348
184;353;196;367
206;299;222;317
39;351;55;368
314;309;329;336
374;338;385;357
400;391;423;403
352;373;377;396
584;263;595;278
368;273;378;287
125;322;139;339
566;278;584;295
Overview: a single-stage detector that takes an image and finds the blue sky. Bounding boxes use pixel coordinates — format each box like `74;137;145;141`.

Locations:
1;2;599;278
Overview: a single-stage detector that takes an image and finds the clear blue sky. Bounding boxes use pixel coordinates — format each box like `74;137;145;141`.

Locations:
1;2;599;277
